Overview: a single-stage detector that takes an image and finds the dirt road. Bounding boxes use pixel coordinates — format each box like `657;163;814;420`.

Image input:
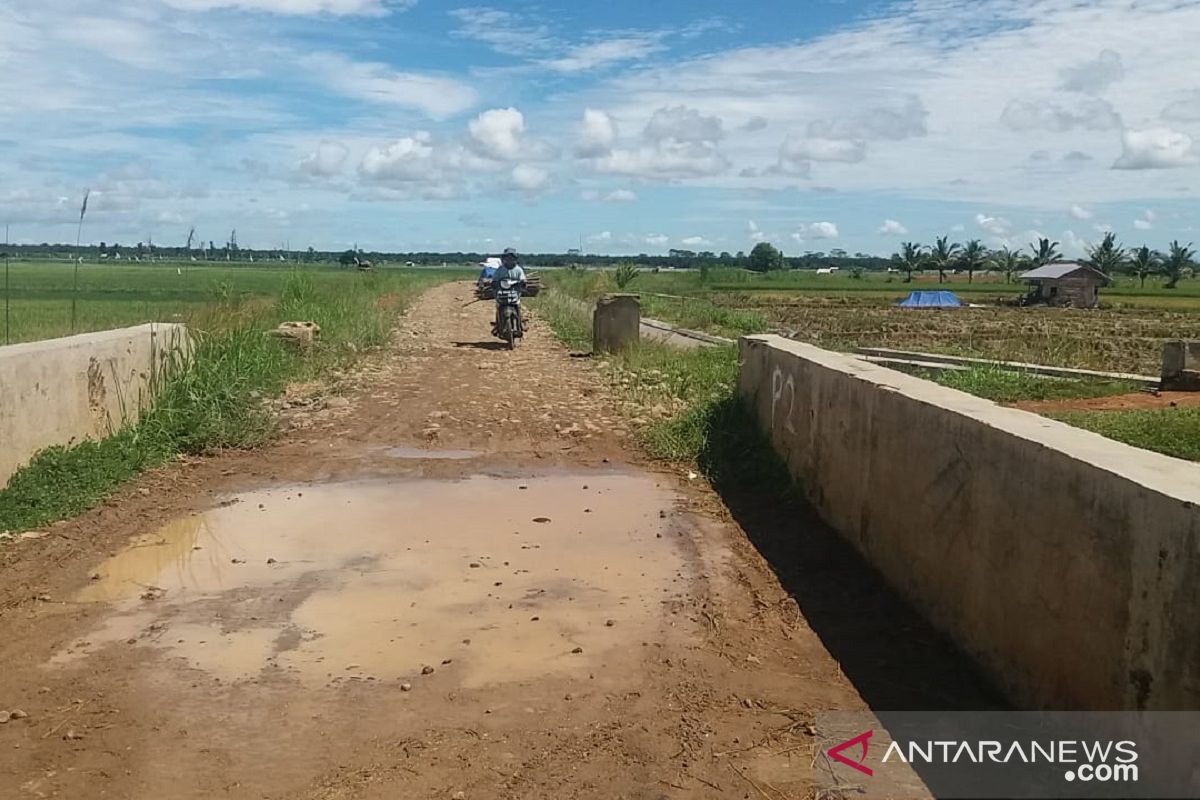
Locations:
0;283;997;799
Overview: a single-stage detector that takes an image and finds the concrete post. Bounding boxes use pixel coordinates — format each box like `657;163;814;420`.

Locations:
1161;340;1200;391
592;294;640;354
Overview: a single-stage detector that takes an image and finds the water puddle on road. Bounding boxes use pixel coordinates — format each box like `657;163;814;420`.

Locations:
54;473;686;689
382;446;481;460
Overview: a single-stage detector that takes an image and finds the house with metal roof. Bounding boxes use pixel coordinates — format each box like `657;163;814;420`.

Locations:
1019;262;1111;308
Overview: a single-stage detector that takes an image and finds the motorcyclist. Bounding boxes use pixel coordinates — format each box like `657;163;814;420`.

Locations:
491;247;527;336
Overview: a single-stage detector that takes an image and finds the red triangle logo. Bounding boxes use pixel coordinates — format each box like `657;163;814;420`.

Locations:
828;729;874;777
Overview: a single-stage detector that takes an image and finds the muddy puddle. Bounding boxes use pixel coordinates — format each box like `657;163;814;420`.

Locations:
382;446;480;460
55;473;686;689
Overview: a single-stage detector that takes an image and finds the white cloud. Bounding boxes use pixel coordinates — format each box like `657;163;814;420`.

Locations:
298;140;349;177
780;135;866;164
1113;128;1198;170
1144;209;1157;222
467;107;552;162
568;0;1200;208
602;188;637;202
594;143;728;178
449;7;553;54
644;106;724;145
975;213;1012;236
798;221;839;240
546;36;665;73
587;230;613;243
165;0;409;13
575;108;617;157
748;219;765;241
807;96;928;142
469;107;525;160
307;54;476;118
1134;219;1153;230
1000;98;1120;132
1163;93;1200;123
680;235;711;247
1068;204;1093;220
359;133;436;182
643;233;669;247
1059;49;1124;95
510;164;552;193
592;105;728;179
878;219;908;236
1063;229;1089;257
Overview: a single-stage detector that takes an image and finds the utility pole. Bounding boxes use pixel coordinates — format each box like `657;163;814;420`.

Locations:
72;189;89;333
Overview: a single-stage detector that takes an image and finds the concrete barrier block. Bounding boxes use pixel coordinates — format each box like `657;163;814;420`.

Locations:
1161;340;1200;390
592;295;640;354
740;334;1200;710
0;323;189;488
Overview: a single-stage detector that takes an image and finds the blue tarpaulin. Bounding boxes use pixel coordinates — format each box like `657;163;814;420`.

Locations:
896;290;962;308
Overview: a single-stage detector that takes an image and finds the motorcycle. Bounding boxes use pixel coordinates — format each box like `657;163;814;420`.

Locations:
492;278;525;350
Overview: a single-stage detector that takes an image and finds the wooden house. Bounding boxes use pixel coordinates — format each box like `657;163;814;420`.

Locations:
1019;262;1110;309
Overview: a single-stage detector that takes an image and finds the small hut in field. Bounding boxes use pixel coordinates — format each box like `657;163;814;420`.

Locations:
1019;262;1110;309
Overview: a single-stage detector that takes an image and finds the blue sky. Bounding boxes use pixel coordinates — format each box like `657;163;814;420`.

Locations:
3;0;1200;256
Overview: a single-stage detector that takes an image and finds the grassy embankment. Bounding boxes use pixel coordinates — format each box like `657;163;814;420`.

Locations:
0;266;461;533
921;367;1140;403
1046;408;1200;462
543;268;768;339
531;290;791;492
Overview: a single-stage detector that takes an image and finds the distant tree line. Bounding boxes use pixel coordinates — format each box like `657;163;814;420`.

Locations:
5;240;895;271
881;235;1196;288
8;235;1193;286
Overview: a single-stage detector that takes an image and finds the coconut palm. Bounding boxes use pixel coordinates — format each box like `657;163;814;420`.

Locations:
1128;246;1161;288
929;236;960;283
1163;240;1196;289
958;240;988;284
897;241;925;283
988;246;1026;283
1028;237;1062;267
1084;232;1127;277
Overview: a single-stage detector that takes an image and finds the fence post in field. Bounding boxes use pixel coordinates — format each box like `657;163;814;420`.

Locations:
72;190;89;334
3;223;9;345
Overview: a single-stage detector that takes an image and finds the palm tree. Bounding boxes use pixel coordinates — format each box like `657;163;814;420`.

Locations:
988;246;1026;283
897;242;925;283
929;236;960;283
1029;237;1062;266
1084;232;1127;277
958;239;987;284
1128;246;1161;288
1163;240;1196;289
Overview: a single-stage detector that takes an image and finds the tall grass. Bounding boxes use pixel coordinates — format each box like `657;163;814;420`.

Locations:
0;270;438;533
1048;408;1200;462
531;290;787;492
0;261;472;344
545;269;767;337
921;366;1140;403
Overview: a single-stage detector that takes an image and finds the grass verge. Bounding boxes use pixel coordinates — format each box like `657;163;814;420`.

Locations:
543;269;768;338
532;290;793;494
0;270;438;534
922;366;1141;403
1046;407;1200;462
